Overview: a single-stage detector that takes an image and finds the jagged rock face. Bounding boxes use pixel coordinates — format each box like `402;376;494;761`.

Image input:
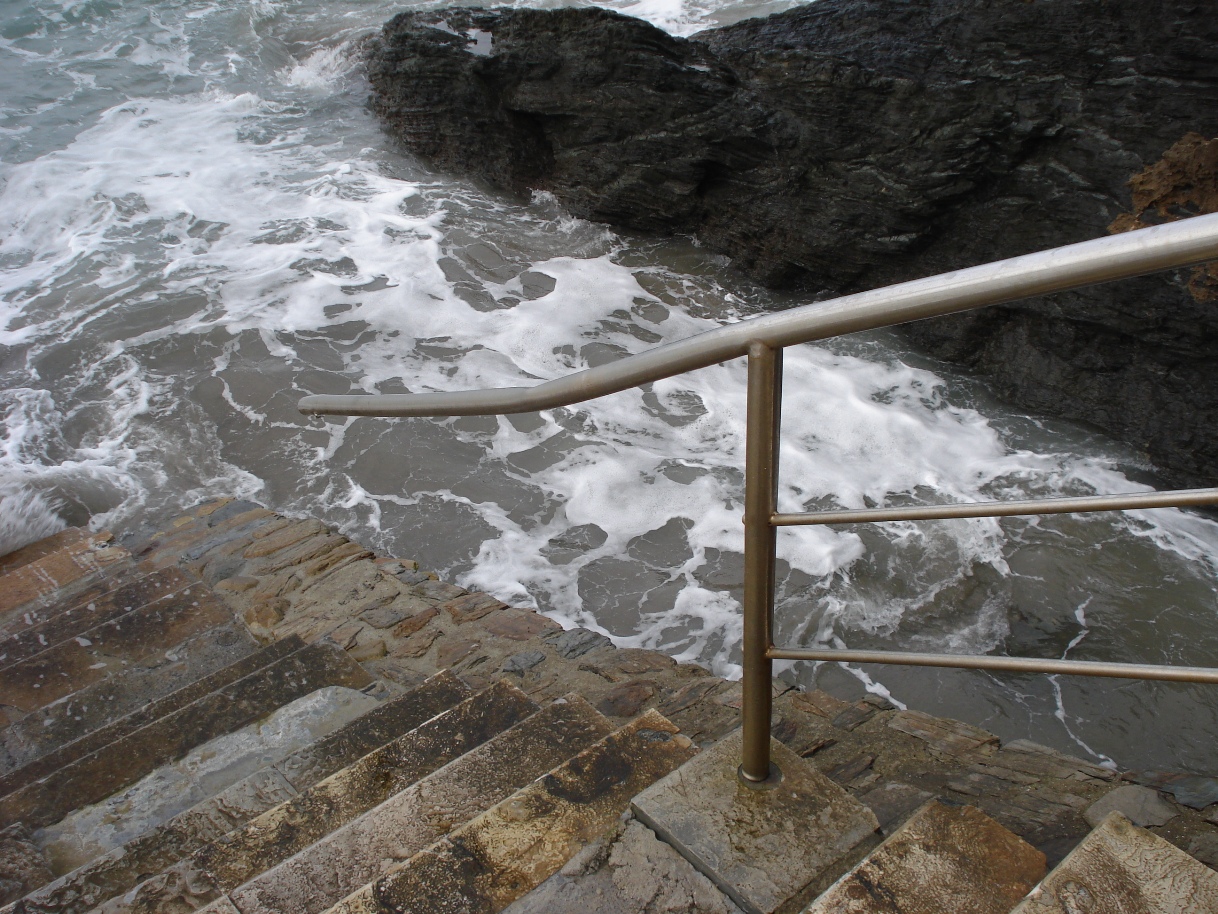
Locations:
365;0;1218;485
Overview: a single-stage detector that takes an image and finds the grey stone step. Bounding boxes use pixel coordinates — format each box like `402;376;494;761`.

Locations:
0;623;260;778
325;708;697;914
5;671;471;914
1010;811;1218;913
0;632;290;795
631;730;880;914
94;679;539;914
40;685;382;875
0;640;372;830
225;694;615;914
0;583;234;713
1;566;197;671
802;800;1046;914
0;534;131;624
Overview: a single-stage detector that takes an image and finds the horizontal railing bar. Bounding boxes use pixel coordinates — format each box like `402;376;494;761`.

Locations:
771;487;1218;526
766;645;1218;683
300;213;1218;417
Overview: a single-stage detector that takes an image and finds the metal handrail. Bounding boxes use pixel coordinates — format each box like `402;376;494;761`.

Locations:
300;211;1218;787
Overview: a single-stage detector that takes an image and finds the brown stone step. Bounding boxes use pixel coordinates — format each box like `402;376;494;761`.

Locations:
0;551;142;642
802;800;1046;913
1010;811;1218;913
0;528;90;575
226;694;615;914
0;641;371;830
0;635;303;799
5;671;472;914
95;679;539;914
0;534;130;621
0;623;258;777
0;566;197;671
325;709;697;914
0;583;233;712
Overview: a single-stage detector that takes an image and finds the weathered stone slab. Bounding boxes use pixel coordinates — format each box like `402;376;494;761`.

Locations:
501;818;742;914
1085;786;1177;828
228;696;614;914
0;641;370;830
888;710;998;758
328;709;696;914
97;681;539;914
39;686;379;875
804;800;1045;913
6;673;470;914
0;632;289;794
0;823;52;906
0;585;233;712
1011;812;1218;913
1;567;196;670
976;740;1116;786
1128;770;1218;810
0;536;129;620
441;592;507;623
631;730;879;914
0;528;89;576
854;782;935;836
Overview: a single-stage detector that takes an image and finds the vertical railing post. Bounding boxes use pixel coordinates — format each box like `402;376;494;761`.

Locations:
740;340;782;786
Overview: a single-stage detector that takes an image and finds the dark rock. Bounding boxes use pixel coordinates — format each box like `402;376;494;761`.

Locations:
366;0;1218;484
546;627;614;659
502;650;547;674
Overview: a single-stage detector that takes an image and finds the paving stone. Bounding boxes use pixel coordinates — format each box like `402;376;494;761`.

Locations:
39;686;379;875
804;800;1045;914
977;741;1116;786
241;520;329;560
0;585;233;712
546;627;613;659
349;639;387;662
228;696;614;914
0;641;371;830
441;592;508;623
1011;812;1218;913
392;607;439;639
416;580;467;603
888;710;999;758
1128;770;1218;810
1085;785;1177;828
0;631;286;795
831;702;878;732
855;782;935;836
329;709;696;914
0;529;90;576
437;638;480;667
99;681;540;914
502;651;547;675
790;689;852;720
0;537;129;619
596;681;657;718
501;817;742;914
0;567;196;670
360;605;411;629
633;730;879;914
393;628;440;658
482;610;560;642
0;628;256;784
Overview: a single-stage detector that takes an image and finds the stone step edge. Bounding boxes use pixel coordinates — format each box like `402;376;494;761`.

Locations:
0;641;371;831
0;534;132;621
0;670;474;914
219;693;615;914
0;528;92;576
94;680;540;914
0;635;306;800
321;708;697;914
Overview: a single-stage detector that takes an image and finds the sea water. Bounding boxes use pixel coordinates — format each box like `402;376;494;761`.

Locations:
3;0;1217;773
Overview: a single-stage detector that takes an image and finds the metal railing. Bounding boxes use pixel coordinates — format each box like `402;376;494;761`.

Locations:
301;211;1218;787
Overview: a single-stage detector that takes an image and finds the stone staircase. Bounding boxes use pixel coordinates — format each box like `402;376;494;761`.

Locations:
1;504;1217;914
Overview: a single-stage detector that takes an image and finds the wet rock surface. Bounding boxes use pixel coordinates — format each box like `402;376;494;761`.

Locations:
365;0;1218;484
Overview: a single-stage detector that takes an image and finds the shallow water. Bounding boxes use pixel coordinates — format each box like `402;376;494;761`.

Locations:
2;0;1216;773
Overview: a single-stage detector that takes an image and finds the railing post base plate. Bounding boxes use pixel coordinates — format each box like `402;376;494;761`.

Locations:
738;763;784;790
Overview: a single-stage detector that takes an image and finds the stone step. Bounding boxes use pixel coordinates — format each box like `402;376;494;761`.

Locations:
0;533;130;622
1010;811;1218;913
225;694;614;914
0;555;143;643
0;623;260;778
324;708;697;914
5;671;472;914
0;640;372;831
631;730;880;914
0;528;91;575
94;679;539;914
39;685;382;876
802;800;1046;914
0;583;234;713
1;566;197;671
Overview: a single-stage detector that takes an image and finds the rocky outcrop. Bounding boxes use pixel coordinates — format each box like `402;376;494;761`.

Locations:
365;0;1218;484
